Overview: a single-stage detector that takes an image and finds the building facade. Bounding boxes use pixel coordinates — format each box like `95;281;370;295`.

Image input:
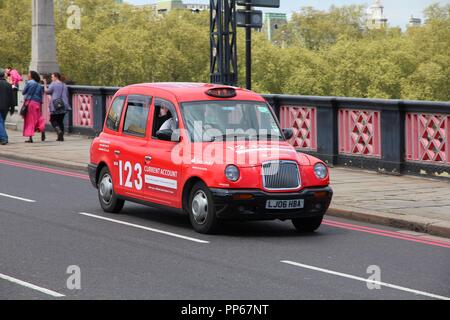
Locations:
263;12;287;43
155;0;184;13
132;0;209;14
185;3;209;12
408;15;422;28
366;0;388;30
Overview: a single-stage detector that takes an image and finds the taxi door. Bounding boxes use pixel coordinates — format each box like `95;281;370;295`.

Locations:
143;98;182;208
113;94;152;200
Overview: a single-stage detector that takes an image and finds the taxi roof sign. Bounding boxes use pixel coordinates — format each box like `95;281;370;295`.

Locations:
206;87;237;98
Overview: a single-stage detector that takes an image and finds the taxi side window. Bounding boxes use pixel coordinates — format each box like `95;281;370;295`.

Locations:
106;96;125;131
123;96;151;138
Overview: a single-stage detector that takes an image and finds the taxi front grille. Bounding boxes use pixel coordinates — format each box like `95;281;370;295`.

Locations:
262;161;301;190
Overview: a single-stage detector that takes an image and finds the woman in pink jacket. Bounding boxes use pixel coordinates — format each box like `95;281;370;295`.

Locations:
6;66;22;107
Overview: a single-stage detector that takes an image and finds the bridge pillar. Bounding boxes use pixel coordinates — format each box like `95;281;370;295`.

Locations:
30;0;59;75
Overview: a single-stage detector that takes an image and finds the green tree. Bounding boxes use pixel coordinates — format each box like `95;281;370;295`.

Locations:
0;1;448;101
281;5;365;50
251;32;289;93
400;3;450;100
282;47;331;96
402;60;449;101
0;0;31;73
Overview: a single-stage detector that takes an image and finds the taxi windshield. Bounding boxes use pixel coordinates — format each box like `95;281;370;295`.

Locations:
181;101;283;142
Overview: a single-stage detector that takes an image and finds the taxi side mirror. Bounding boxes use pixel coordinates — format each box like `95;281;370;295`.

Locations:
156;129;180;142
282;128;294;140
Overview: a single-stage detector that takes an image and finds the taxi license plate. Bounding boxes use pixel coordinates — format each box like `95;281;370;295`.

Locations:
266;199;304;210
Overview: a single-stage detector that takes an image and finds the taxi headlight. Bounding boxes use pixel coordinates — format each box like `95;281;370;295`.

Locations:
314;163;328;180
225;165;240;182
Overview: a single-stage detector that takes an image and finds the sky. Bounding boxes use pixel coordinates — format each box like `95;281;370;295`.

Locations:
126;0;450;28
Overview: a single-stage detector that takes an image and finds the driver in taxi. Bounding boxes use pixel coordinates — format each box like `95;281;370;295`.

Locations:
157;105;176;132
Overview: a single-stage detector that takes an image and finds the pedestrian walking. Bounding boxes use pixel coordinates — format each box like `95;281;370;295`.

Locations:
5;66;22;108
0;68;15;145
21;71;46;143
44;73;71;141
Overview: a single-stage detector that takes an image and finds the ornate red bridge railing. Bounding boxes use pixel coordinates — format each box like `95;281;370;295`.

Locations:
53;86;449;177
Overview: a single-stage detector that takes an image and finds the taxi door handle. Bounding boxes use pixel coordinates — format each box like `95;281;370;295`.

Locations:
114;150;121;155
145;155;152;162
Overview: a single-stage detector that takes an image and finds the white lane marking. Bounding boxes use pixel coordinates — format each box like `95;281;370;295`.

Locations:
281;260;450;301
0;273;65;298
78;212;209;244
0;192;36;203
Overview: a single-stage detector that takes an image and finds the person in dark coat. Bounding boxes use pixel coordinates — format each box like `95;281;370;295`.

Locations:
0;68;15;145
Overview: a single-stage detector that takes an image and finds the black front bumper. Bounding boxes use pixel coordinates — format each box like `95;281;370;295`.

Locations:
88;163;98;188
210;187;333;221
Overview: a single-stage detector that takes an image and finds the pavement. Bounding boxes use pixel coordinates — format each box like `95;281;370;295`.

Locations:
0;161;449;300
1;128;450;239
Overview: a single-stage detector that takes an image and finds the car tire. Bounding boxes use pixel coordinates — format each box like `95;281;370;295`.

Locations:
98;166;125;214
188;182;219;234
291;216;323;233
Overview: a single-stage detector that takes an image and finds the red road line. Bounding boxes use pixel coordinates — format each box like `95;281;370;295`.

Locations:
324;218;450;246
1;158;449;249
0;159;89;180
323;221;450;249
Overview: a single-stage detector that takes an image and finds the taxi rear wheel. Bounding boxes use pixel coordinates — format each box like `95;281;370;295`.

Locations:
188;182;219;234
98;166;124;214
291;216;323;233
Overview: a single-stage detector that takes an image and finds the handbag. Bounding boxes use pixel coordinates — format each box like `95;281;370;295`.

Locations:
52;84;66;112
20;83;39;117
19;101;28;117
53;98;65;112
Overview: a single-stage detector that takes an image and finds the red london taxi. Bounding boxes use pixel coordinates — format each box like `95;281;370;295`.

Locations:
88;83;333;234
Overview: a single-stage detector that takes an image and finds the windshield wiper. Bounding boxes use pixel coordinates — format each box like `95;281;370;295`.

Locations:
207;133;283;142
249;134;283;141
210;133;249;142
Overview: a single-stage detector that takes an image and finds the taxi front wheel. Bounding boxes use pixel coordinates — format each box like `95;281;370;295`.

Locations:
188;182;219;234
291;216;323;233
98;167;124;214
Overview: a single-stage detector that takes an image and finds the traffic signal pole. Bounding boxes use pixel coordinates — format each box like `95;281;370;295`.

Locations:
210;1;279;88
210;0;238;86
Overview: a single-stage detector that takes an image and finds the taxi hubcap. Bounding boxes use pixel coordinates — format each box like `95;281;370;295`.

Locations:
99;174;113;204
192;190;208;225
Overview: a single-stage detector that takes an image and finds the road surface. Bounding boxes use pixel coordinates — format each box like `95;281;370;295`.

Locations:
0;157;449;300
